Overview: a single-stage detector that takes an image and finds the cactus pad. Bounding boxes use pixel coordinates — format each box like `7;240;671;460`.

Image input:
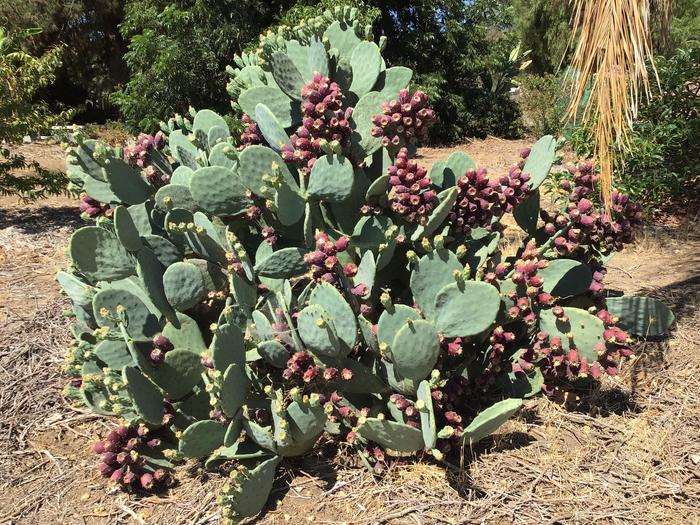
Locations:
433;281;500;338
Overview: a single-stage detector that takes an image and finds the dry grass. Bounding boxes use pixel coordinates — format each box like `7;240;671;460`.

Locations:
1;142;698;525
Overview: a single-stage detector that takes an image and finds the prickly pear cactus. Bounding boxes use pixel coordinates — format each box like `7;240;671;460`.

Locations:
59;6;673;523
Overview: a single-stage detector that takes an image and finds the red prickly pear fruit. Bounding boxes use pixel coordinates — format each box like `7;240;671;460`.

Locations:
140;473;155;490
123;469;136;485
340;368;353;380
99;462;114;477
567;349;580;363
102;451;118;465
106;430;121;443
110;467;124;483
577;198;593;213
153;469;167;481
93;442;105;454
334;236;350;251
152;335;173;351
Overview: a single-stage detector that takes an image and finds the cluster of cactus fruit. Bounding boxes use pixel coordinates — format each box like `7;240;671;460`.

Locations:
59;6;674;524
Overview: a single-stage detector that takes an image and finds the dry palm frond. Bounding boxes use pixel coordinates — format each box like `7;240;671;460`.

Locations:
565;0;658;207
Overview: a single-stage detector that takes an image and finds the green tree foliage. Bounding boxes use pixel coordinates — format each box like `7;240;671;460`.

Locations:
0;1;127;122
511;0;570;74
0;29;68;200
112;0;294;132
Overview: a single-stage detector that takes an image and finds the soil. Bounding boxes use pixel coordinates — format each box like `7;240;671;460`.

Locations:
0;142;698;525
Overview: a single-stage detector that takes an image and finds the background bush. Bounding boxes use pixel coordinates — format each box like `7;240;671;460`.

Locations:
0;28;69;200
568;46;700;213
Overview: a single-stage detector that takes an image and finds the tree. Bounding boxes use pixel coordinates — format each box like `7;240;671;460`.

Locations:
0;1;128;122
0;29;69;200
113;0;295;132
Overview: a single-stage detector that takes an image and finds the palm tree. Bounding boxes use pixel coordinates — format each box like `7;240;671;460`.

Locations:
565;0;669;205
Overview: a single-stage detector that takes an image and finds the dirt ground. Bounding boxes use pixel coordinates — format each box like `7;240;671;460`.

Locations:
0;141;698;525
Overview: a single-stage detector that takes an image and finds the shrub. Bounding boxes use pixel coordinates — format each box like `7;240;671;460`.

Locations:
60;7;673;523
0;28;69;200
518;73;569;136
567;47;700;213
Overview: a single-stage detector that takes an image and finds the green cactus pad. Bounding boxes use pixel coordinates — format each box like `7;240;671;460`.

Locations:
123;366;164;426
287;401;327;443
377;304;422;348
127;202;155;234
353;250;375;299
162;312;207;354
257;340;289;368
417;380;437;449
365;174;390;199
155;184;196;212
254;247;307;278
539;307;605;361
307;154;355;202
142;234;183;268
220;363;249;417
69;227;135;283
82;176;118;203
114;206;143;251
349;41;381;98
513;189;540;235
381;360;419;396
324;21;361;58
207;142;237;170
207;125;230;149
522;135;556;190
146;348;203;400
168;130;200;170
429;151;476;190
358;315;378;352
190;166;250;216
319;355;389;393
238;145;295;197
502;359;544;399
462;233;500;276
271;51;304;101
376;66;413;100
174;387;211;423
275;179;306;226
255;103;292;151
223;456;281;519
239;86;299;128
94;340;132;369
162;262;207;311
308;37;329;76
411;187;459;241
410;248;462;319
102;158;152;204
285;40;310;79
539;259;592;298
135;248;178;324
350;91;385;159
391;319;440;381
178;420;227;458
433;281;500;338
56;271;93;305
224;413;244;446
193;109;228;138
462;398;522;446
605;295;674;336
69;139;106;181
309;281;357;349
297;304;341;356
93;288;161;341
359;418;424;452
211;322;246;371
242;419;277;452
